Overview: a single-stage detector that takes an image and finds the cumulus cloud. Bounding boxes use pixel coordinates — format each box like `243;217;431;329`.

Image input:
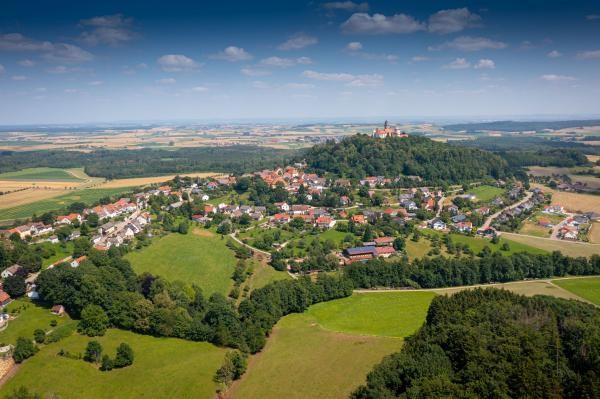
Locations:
156;78;176;84
547;50;562;58
474;59;495;69
431;36;507;51
0;33;93;63
260;56;312;67
322;2;369;12
210;46;253;61
428;8;481;34
278;33;318;50
18;59;35;67
540;74;576;82
341;13;425;34
157;54;200;72
241;67;271;76
302;70;382;87
346;41;363;51
79;14;136;46
577;50;600;59
444;58;471;69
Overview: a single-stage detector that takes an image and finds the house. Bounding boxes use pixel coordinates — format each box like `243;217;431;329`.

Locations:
203;204;216;214
70;255;88;268
453;221;473;233
340;195;350;206
201;194;210;201
274;202;290;212
430;219;446;230
0;291;11;308
315;216;336;229
351;214;366;224
537;218;553;228
55;213;82;225
51;304;65;316
446;205;459;215
272;213;290;225
99;222;117;236
291;205;311;215
383;208;398;217
543;205;564;214
374;236;395;246
451;214;467;223
344;246;376;262
400;199;418;211
475;207;490;216
492;197;504;206
1;264;23;279
424;197;436;211
48;235;59;244
374;246;396;258
192;215;212;225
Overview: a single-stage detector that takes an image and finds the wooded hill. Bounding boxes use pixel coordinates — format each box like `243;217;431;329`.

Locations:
352;288;600;398
301;135;512;184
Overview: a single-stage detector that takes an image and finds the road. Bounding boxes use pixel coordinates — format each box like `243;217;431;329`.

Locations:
549;213;574;240
480;191;533;231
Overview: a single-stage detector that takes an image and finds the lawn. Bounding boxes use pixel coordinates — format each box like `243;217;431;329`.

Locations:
449;233;548;255
125;229;236;295
307;291;435;337
242;260;289;293
0;167;83;182
469;185;505;202
34;241;74;268
0;299;74;346
0;187;134;221
552;277;600;305
501;232;600;257
518;221;552;238
1;329;227;399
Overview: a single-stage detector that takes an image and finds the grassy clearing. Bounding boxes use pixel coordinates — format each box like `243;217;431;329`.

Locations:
242;260;290;292
433;280;585;301
519;222;552;238
469;185;505;202
34;241;74;268
125;229;236;295
553;277;600;305
307;291;435;337
0;167;83;182
99;172;215;188
0;187;134;221
501;232;600;257
0;299;74;346
0;328;227;399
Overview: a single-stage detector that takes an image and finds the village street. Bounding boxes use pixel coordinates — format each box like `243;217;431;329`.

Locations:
481;191;534;231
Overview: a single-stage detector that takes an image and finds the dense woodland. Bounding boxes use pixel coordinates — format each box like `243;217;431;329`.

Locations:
352;288;600;398
444;119;600;132
301;135;512;183
0;146;290;178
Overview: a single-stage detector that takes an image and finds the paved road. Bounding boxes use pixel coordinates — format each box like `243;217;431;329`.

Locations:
549;213;574;240
481;191;533;231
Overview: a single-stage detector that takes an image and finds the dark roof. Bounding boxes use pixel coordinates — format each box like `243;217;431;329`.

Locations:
345;246;376;256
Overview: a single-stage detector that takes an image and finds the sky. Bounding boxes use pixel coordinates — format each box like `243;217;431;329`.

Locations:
0;0;599;124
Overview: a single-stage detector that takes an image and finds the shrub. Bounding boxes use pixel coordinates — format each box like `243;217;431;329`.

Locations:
13;337;38;363
113;343;134;368
100;354;113;371
83;340;103;363
33;329;45;344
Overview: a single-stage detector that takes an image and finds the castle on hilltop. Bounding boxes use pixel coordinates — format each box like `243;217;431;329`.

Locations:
372;121;408;138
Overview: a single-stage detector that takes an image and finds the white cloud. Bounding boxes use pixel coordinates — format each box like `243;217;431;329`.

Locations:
586;14;600;20
0;64;4;74
444;58;471;69
260;56;312;67
240;67;271;77
64;88;79;94
191;86;208;92
341;13;425;34
46;65;70;74
156;78;176;84
89;80;103;86
285;82;315;89
79;14;135;46
474;59;495;69
11;75;26;80
322;2;369;12
411;55;429;62
278;33;318;50
18;59;35;67
157;54;200;71
210;46;253;61
0;33;92;63
577;50;600;59
547;50;562;58
251;81;271;89
431;36;507;51
302;70;382;87
540;74;576;82
346;41;363;51
428;8;481;34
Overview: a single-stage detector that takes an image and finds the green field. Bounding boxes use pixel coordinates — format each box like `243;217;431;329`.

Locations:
553;277;600;305
469;185;505;202
0;187;134;221
0;299;74;346
125;230;236;295
0;167;83;182
242;260;290;293
231;292;433;399
449;233;548;255
1;328;227;399
35;241;74;268
307;291;435;337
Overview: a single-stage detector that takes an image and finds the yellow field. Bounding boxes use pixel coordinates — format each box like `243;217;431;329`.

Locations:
589;222;600;244
500;232;600;257
587;155;600;163
0;188;76;209
99;172;217;188
551;191;600;213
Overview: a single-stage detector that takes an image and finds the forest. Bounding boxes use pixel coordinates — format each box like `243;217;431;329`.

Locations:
443;119;600;132
301;135;512;183
352;288;600;398
0;146;290;179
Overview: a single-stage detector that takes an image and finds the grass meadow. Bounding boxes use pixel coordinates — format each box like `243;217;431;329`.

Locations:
469;185;505;202
0;167;83;182
552;277;600;305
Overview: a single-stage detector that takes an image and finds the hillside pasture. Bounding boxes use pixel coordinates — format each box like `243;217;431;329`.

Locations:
553;277;600;305
125;229;236;295
500;232;600;257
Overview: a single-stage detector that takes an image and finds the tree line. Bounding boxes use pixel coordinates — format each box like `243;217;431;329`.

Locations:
352;288;600;398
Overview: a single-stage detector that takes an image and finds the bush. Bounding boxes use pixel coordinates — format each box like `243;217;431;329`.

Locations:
5;386;41;399
78;305;109;337
13;337;38;363
83;340;103;363
214;350;248;388
3;275;26;298
100;354;113;371
113;343;134;368
33;329;45;344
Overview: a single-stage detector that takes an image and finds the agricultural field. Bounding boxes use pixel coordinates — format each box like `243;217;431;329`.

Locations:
551;191;600;213
589;222;600;244
125;229;236;295
229;291;435;399
528;166;600;191
500;232;600;257
0;167;84;182
553;277;600;305
0;328;227;399
469;185;505;202
0;187;134;222
98;172;216;188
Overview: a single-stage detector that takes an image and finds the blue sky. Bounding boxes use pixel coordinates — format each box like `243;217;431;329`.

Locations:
0;0;599;124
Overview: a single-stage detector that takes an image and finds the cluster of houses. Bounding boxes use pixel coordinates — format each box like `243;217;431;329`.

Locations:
493;188;545;227
343;236;397;263
540;205;600;241
270;203;336;229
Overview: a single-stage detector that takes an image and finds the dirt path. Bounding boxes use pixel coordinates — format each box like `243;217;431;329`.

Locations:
0;361;19;389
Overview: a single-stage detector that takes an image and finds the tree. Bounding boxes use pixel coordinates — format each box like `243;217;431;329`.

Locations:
178;222;189;234
214;350;248;388
100;354;113;371
362;225;374;242
78;304;109;336
393;237;406;251
84;340;103;363
33;329;45;344
113;342;134;368
3;275;26;298
13;337;38;363
72;237;92;258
